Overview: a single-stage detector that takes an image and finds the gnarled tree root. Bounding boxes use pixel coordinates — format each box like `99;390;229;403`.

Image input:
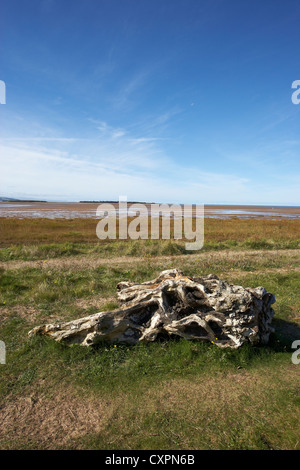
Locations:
29;269;275;349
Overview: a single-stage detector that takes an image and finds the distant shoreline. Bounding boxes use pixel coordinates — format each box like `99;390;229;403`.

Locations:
1;200;299;209
1;200;300;219
1;201;300;210
0;199;47;203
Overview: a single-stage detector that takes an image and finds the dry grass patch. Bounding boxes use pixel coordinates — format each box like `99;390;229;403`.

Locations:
73;295;119;311
1;362;299;450
0;385;118;450
0;305;42;326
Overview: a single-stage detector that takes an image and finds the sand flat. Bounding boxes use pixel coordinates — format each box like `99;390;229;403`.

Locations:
0;201;300;219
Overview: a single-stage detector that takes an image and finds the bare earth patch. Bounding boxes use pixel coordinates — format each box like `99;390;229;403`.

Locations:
0;386;117;449
73;295;117;310
0;305;42;325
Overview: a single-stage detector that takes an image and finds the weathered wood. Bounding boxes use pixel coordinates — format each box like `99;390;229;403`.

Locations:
29;269;275;349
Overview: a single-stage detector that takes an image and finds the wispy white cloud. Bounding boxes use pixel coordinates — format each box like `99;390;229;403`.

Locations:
88;119;126;139
110;69;150;110
129;137;166;144
2;113;299;204
2;136;297;204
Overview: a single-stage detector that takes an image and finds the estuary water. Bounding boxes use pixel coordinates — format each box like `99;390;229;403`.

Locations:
1;202;300;219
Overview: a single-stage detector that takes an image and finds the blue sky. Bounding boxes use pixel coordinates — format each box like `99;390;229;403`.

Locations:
1;0;300;204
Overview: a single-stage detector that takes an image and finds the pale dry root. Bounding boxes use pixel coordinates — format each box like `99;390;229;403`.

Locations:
29;269;275;349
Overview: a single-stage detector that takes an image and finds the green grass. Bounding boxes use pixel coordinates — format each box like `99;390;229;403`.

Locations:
1;326;297;450
1;237;300;262
1;255;300;313
0;232;300;449
0;308;294;404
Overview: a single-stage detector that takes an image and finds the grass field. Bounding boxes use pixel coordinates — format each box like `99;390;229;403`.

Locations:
0;217;300;450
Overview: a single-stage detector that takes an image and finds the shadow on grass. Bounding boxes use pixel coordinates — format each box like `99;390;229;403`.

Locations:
272;318;300;350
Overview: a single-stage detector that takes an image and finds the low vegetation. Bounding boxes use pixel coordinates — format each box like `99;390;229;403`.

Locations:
1;216;300;249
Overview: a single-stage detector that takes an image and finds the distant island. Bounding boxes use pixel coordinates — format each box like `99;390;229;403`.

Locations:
79;200;153;204
0;197;47;202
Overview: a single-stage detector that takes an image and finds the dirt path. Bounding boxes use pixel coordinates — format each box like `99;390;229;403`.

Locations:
1;248;300;271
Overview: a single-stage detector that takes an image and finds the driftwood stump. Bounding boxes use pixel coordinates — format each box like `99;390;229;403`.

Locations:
29;269;275;349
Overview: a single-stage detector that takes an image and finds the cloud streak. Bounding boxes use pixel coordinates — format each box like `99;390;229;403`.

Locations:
2;134;297;205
